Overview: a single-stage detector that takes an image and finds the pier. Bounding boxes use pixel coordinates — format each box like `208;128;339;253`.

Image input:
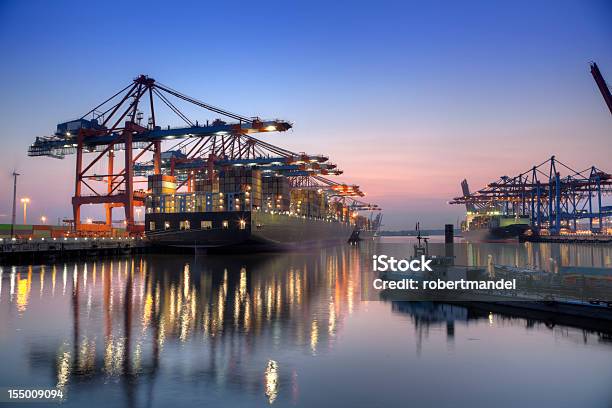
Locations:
0;237;147;263
522;234;612;244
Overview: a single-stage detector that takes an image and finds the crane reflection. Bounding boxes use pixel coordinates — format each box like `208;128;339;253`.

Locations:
1;245;364;406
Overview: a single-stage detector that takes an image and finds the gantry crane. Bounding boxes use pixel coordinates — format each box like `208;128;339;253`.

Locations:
450;63;612;235
28;75;375;234
450;156;612;234
28;75;291;232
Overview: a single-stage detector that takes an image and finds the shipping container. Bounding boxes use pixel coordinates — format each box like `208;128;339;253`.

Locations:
148;174;177;195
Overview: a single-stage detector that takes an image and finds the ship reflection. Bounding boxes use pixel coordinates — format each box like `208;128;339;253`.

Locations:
2;245;363;406
391;301;612;354
456;241;612;271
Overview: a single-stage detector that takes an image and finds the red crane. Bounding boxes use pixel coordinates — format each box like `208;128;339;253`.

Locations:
29;75;291;234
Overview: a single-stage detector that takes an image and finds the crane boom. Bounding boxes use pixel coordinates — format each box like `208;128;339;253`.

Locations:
28;121;290;158
590;62;612;115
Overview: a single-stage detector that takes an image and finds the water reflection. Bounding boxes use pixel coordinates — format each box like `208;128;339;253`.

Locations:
0;246;362;406
459;242;610;271
264;360;279;404
391;301;612;353
1;241;611;407
381;236;612;271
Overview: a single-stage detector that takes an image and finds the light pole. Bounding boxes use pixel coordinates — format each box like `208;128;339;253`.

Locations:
41;216;47;224
21;197;30;225
10;171;19;238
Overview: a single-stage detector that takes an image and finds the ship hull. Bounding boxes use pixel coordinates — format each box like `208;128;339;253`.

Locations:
462;224;530;242
350;228;378;241
145;211;354;250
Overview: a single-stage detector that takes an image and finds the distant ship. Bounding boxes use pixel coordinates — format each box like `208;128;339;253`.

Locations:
458;180;531;242
461;213;531;242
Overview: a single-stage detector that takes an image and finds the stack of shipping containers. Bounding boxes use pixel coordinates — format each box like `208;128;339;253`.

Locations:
0;224;78;239
290;189;329;218
147;175;177;213
144;166;349;221
328;200;348;222
191;169;220;212
262;176;290;211
192;169;219;193
218;167;262;211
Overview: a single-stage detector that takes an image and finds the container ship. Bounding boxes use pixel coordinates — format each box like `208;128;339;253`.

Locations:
461;212;531;242
25;74;378;247
455;179;531;242
144;167;357;250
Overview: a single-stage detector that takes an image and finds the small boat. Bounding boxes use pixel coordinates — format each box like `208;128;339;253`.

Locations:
381;223;454;281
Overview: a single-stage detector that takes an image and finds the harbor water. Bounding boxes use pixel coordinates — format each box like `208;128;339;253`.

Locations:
1;237;611;407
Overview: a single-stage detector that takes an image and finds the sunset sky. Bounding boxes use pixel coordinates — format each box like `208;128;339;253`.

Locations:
0;0;611;229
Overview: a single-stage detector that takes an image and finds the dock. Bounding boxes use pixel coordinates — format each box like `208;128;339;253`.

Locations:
522;234;612;244
0;237;147;263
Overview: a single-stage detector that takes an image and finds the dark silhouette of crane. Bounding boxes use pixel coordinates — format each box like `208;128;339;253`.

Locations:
590;62;612;116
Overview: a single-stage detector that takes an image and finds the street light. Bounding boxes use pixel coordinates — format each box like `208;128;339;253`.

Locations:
41;216;47;224
10;172;20;238
20;197;30;224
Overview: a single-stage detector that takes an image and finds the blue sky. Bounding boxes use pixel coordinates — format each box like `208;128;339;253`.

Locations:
0;0;611;228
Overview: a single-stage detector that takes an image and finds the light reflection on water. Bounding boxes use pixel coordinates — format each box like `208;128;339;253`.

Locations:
381;235;612;271
0;240;611;407
0;246;361;407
